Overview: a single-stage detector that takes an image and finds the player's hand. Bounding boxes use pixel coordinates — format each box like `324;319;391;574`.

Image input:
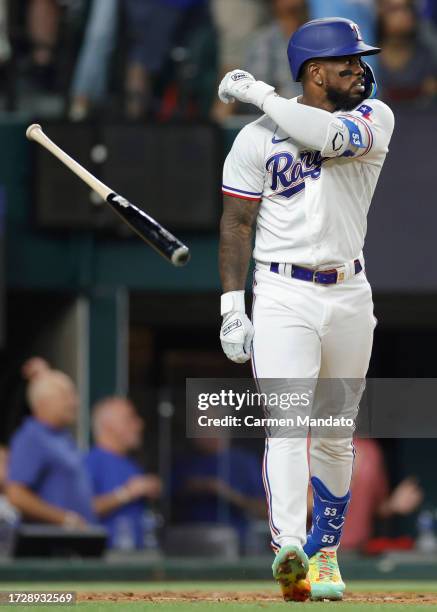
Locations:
220;311;254;363
220;291;254;364
125;475;162;500
218;70;275;110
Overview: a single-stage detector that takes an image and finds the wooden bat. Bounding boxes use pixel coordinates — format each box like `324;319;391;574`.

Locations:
26;124;190;267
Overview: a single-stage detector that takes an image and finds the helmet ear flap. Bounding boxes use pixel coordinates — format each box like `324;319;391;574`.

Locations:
361;60;378;99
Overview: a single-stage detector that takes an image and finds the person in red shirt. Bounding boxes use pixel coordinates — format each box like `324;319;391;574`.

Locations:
308;438;423;551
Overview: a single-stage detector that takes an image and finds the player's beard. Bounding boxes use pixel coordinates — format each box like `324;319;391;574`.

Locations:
326;85;363;111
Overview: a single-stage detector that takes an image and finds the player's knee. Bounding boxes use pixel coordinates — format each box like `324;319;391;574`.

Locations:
311;437;353;462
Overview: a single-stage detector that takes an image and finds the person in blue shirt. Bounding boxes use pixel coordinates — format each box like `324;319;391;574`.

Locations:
7;370;95;529
85;397;161;549
172;437;266;544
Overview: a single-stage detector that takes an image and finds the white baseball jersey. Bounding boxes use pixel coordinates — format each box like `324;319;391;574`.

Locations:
222;97;395;267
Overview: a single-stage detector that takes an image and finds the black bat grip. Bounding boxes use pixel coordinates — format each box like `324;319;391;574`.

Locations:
106;193;190;267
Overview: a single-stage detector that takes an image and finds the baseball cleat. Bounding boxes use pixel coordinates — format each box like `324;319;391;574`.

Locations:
272;544;311;602
308;550;345;601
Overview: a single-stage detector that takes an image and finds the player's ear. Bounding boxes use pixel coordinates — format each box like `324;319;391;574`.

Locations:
306;62;323;87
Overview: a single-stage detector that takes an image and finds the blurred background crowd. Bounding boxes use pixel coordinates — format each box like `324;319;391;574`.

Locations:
0;355;430;559
0;0;436;566
0;0;436;122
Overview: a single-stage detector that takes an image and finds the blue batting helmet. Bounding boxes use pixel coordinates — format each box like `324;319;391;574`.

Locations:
288;17;380;82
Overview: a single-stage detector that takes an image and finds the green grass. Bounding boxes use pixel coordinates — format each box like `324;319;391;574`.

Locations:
0;581;435;611
2;581;436;592
16;606;434;612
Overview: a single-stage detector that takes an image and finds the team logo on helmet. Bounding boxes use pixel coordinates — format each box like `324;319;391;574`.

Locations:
350;22;363;41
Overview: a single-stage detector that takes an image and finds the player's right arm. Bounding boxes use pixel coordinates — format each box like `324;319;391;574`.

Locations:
219;195;260;292
219;125;264;364
219;196;259;364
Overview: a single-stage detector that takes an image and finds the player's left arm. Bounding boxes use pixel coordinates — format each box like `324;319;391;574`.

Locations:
261;95;394;162
259;96;395;162
219;70;395;161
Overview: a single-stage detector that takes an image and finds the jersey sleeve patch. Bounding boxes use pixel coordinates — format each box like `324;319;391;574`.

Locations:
356;104;374;120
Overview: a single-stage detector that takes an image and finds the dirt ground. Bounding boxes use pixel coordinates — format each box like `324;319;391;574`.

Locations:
78;591;437;604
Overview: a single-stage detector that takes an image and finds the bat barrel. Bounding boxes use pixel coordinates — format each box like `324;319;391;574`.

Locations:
106;193;191;267
172;246;191;267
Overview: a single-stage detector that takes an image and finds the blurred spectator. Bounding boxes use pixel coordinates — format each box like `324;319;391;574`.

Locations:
309;0;377;46
421;0;437;26
244;0;308;106
27;0;63;90
0;446;18;524
415;0;437;60
156;1;217;121
0;446;8;492
86;397;161;550
378;0;437;104
123;0;211;120
6;369;95;528
21;356;50;381
0;0;10;64
307;439;423;551
212;0;267;72
342;439;423;550
171;438;266;546
69;0;212;120
0;356;51;442
211;0;267;120
69;0;118;121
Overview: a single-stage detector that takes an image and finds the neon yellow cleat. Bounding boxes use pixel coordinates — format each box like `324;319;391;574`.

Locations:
272;544;311;602
308;550;345;601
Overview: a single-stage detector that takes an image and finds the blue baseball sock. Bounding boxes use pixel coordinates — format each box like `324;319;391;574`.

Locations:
304;476;351;559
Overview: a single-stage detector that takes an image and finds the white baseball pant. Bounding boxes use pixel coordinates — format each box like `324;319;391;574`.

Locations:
251;265;376;551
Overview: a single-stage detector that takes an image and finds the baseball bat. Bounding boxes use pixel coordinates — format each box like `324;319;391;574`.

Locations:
26;124;190;267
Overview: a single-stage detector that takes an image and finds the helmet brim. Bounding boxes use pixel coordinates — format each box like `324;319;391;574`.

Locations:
295;43;380;80
334;42;381;56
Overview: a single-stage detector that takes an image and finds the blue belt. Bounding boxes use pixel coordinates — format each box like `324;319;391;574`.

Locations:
270;260;362;285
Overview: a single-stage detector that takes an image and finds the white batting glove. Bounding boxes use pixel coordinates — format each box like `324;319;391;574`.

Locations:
218;70;276;110
220;291;254;364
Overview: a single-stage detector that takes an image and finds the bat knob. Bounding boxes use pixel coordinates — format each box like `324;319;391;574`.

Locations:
26;124;42;141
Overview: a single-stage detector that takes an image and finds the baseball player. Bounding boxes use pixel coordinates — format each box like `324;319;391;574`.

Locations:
218;18;394;602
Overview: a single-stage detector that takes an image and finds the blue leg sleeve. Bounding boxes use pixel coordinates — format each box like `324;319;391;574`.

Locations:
303;476;350;559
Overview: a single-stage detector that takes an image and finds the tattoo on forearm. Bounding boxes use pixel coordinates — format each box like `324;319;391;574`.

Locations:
219;195;260;292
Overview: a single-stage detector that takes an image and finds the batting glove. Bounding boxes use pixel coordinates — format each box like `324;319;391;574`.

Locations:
218;70;276;110
220;291;254;364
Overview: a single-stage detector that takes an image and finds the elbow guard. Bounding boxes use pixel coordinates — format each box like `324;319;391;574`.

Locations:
321;117;368;159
